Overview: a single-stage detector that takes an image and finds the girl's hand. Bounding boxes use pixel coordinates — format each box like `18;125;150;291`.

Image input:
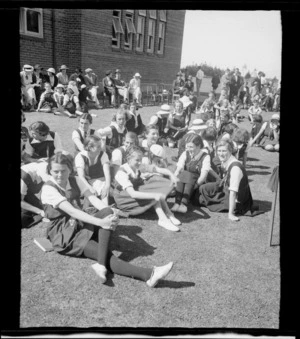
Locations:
228;213;239;222
89;186;97;195
99;214;119;230
101;184;110;199
154;193;164;201
170;175;179;186
39;210;45;217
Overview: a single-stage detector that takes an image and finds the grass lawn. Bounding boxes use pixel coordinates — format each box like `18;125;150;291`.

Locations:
20;98;280;328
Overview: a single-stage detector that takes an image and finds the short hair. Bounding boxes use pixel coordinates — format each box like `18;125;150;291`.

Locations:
125;131;138;144
202;126;217;142
174;100;184;110
223;123;238;136
83;135;101;151
199;112;209;123
125;145;144;162
253;114;263;123
216;139;234;153
119;103;129;111
79;113;93;124
29;121;50;134
145;124;159;135
232;128;250;144
185;134;204;148
47;152;74;175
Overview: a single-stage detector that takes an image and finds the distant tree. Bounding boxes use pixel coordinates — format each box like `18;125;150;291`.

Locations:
184;63;225;78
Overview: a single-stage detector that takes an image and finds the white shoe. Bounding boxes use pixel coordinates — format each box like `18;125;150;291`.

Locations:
177;204;188;214
91;263;107;284
146;262;174;288
171;203;180;212
168;215;181;226
158;219;180;232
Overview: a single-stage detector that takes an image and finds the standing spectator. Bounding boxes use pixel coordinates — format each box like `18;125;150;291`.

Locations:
114;69;129;104
252;71;264;92
220;68;231;96
69;68;86;89
45;68;58;90
211;71;220;93
195;66;204;99
84;68;101;109
172;72;185;97
56;65;69;89
20;64;38;111
184;75;197;113
128;73;142;107
103;70;116;107
33;64;46;104
249;81;260;104
229;68;244;102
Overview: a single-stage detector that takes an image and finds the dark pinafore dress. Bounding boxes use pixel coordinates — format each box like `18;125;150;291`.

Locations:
259;122;279;147
199;161;253;214
41;92;57;109
29;131;56;159
113;166;173;216
73;128;95;157
106;126;127;160
168;113;188;141
178;151;209;185
43;177;95;256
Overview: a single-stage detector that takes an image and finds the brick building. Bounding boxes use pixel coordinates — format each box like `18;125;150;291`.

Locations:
19;8;186;85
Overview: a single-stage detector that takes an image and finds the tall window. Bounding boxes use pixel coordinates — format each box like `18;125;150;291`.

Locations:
112;10;124;48
157;10;166;54
124;10;136;50
147;18;156;53
149;10;157;19
20;8;43;38
136;10;146;52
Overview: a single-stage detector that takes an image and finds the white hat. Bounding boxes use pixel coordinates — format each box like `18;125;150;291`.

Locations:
23;64;34;72
47;67;56;74
134;73;141;78
189;119;208;131
56;84;65;89
150;144;166;158
85;68;93;73
80;84;87;89
271;113;280;121
157;104;171;116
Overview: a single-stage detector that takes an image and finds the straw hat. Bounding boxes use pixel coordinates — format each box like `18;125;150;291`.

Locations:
157;104;171;116
60;65;69;70
56;84;65;89
134;73;141;78
85;68;93;73
23;64;34;72
189;119;208;131
47;68;56;74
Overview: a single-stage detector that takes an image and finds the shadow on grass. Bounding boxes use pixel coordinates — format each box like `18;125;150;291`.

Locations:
111;225;157;262
253;199;272;212
157;280;196;289
246;164;270;170
247;157;259;162
247;170;271;176
180;207;211;223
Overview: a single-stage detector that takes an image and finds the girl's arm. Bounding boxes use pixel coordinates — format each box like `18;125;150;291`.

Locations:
196;154;211;186
83;189;108;211
248;122;267;146
76;167;96;194
125;186;164;201
228;190;239;221
37;94;45;111
101;163;111;199
72;130;85;152
174;152;186;176
21;195;44;216
58;200;118;229
153;166;179;186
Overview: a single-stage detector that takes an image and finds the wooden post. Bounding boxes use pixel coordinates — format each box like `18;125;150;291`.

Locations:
269;179;279;246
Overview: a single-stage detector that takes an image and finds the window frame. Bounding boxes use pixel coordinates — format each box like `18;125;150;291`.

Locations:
112;10;124;49
146;18;156;53
124;11;136;50
157;21;165;55
149;10;157;19
138;10;146;16
19;7;43;38
136;15;145;52
159;10;167;22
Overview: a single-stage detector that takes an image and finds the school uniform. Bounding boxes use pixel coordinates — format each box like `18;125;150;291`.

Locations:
39;90;57;109
63;94;79;115
259;122;279;147
72;128;95;156
24;131;63;160
44;74;58;90
113;163;173;216
75;150;109;196
167;112;188;141
125;112;144;136
84;73;100;106
56;72;69;87
41;176;95;256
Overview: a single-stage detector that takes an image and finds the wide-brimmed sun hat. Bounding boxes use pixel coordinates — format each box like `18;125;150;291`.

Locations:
60;65;69;70
85;68;93;73
271;113;280;121
157;104;171;116
115;69;121;73
134;73;141;78
56;84;65;89
47;68;56;74
23;64;34;72
189;119;208;131
150;144;166;159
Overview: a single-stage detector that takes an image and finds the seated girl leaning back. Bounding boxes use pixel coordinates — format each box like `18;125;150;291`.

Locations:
75;135;111;206
41;152;174;287
113;145;181;232
172;134;211;214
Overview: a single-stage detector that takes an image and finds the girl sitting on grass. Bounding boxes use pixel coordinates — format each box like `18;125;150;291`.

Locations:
140;124;162;155
113;146;181;232
75;135;111;206
36;82;58;113
248;99;262;123
232;128;250;167
41;152;174;287
172;134;211;214
72;113;95;156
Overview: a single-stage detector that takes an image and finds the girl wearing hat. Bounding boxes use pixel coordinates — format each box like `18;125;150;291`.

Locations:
59;84;83;118
36;82;58;113
103;70;116;107
172;134;211;214
56;65;69;89
45;68;58;90
248;114;280;152
128;73;142;107
20;65;38;111
148;104;171;145
41;152;174;286
113;145;180;232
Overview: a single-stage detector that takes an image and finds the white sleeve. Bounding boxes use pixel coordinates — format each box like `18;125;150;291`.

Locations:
100;152;110;165
75;176;90;195
72;129;81;143
53;133;63;153
228;166;243;192
36;162;51;182
148;115;159;125
115;170;133;190
111;149;123;166
73;95;79;104
75;153;85;169
21;179;28;196
95;127;112;139
40;184;67;208
176;152;187;171
201;154;211;174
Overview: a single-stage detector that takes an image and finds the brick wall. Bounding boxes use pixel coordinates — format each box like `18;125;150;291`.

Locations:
20;9;186;84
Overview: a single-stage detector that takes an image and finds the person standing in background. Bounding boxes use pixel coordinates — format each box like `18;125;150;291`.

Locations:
196;66;204;101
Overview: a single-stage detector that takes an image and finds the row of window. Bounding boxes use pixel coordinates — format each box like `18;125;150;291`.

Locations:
19;8;167;55
112;10;167;54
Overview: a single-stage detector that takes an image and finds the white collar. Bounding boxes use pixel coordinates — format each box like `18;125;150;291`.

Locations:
122;163;139;178
221;154;237;171
111;121;126;133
